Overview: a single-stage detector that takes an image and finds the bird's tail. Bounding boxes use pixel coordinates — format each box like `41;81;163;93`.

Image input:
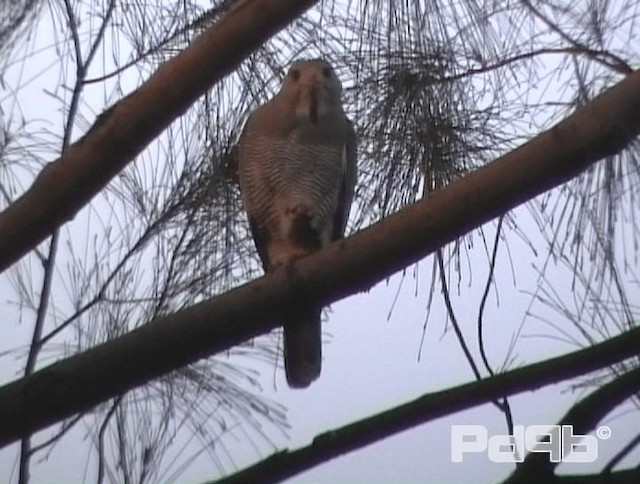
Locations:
283;306;322;388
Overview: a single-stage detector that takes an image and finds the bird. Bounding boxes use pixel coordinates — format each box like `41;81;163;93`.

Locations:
237;59;357;388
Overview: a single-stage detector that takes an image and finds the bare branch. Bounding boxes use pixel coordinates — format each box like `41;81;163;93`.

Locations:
210;333;640;484
604;432;640;473
441;47;634;83
504;365;640;483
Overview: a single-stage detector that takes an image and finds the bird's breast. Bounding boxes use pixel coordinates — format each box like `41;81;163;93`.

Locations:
240;135;343;224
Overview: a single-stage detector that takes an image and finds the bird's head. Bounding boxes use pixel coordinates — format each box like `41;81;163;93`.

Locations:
281;59;343;123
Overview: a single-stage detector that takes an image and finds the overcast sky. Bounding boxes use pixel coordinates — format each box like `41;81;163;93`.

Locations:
1;2;639;483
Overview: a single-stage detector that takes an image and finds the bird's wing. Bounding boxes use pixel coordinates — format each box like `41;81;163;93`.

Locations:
332;117;357;240
237;110;273;271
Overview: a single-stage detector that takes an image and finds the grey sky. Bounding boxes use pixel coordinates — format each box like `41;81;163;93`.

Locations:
1;1;639;483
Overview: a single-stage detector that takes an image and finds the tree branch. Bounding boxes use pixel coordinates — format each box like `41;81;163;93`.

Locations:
210;334;640;484
0;0;318;273
504;365;640;483
0;68;638;449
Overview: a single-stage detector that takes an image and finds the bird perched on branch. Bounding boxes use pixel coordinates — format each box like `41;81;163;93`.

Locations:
238;59;357;388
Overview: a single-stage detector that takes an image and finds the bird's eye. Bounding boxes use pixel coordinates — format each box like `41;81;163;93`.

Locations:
289;68;300;81
322;66;332;78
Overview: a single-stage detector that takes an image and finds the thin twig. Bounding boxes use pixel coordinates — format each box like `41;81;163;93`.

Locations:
18;1;114;480
476;216;516;440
